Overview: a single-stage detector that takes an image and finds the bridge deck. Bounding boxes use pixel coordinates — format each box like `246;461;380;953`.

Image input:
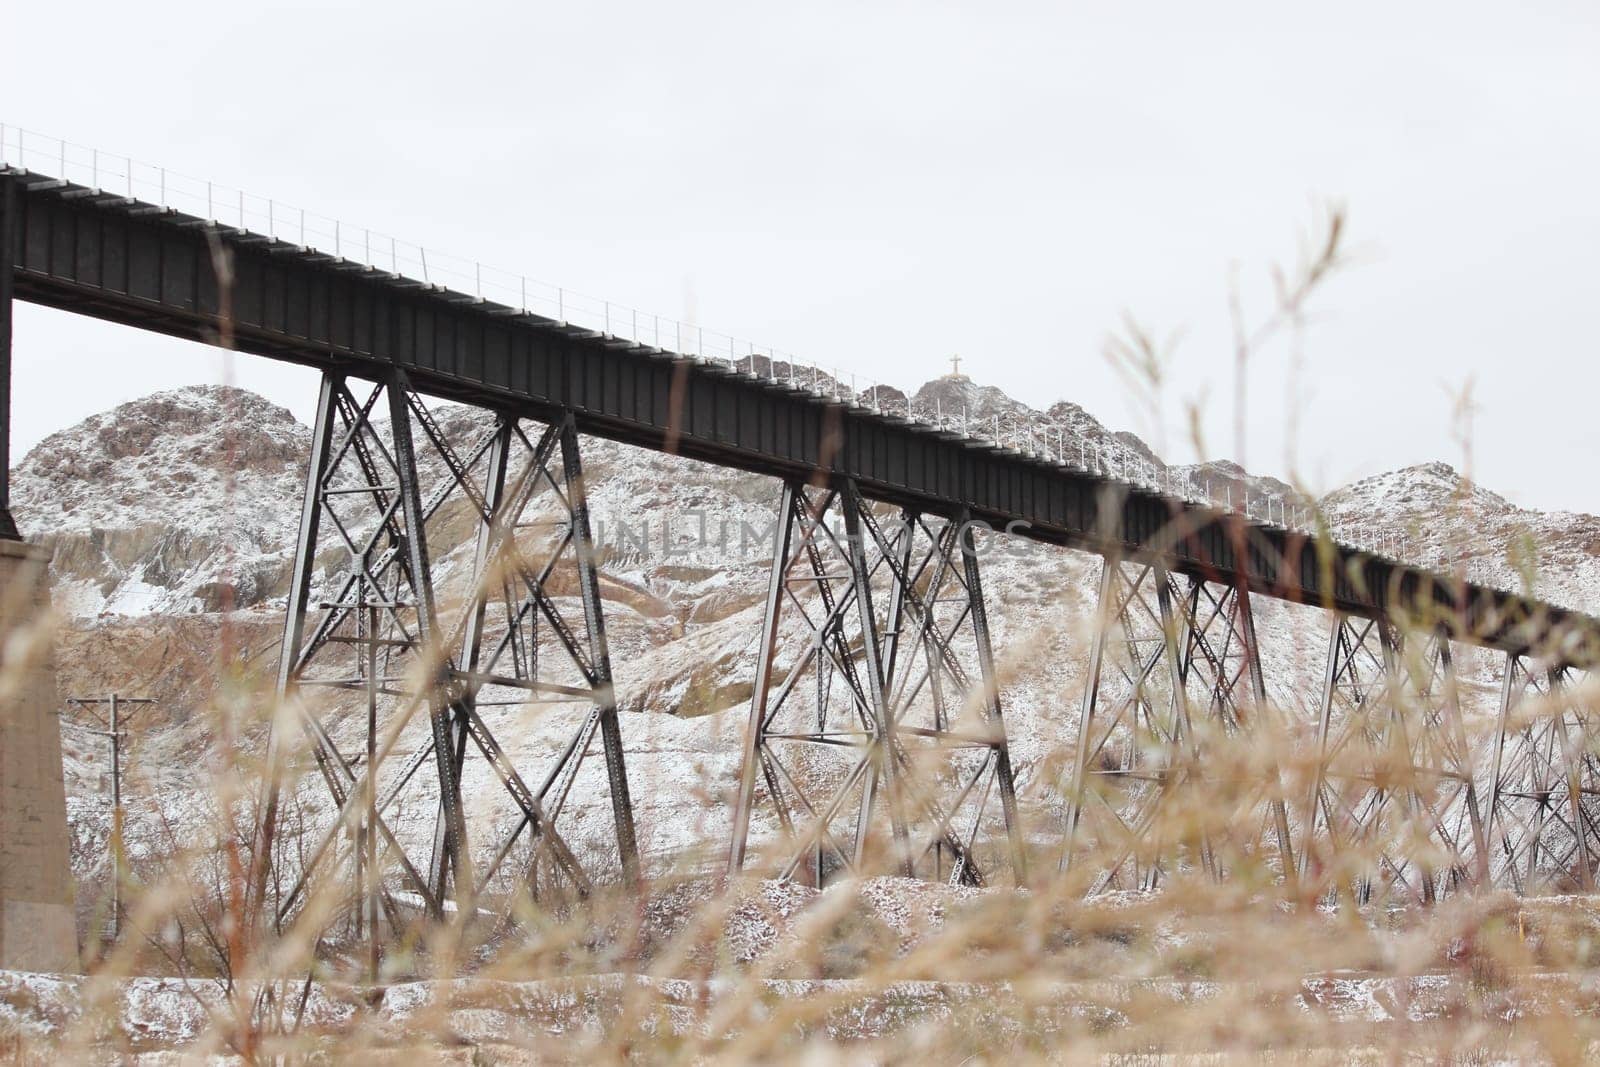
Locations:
4;168;1595;664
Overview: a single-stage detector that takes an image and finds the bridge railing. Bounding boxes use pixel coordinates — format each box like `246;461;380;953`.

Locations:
0;123;1517;594
0;125;791;363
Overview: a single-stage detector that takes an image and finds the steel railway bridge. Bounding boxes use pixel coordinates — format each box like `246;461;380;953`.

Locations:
4;162;1600;945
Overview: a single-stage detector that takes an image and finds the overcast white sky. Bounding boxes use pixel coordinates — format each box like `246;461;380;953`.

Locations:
3;2;1597;511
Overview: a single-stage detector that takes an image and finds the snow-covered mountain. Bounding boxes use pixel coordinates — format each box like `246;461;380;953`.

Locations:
10;386;309;616
15;376;1600;901
1320;460;1600;610
14;380;1594;624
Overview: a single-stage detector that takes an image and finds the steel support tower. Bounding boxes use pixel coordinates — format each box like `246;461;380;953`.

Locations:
1061;557;1294;891
1300;616;1486;905
726;480;1025;887
1485;654;1600;893
251;370;638;962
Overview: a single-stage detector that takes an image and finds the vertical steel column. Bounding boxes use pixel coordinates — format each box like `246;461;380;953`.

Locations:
429;417;514;893
958;515;1028;883
363;599;380;978
275;373;342;696
0;173;17;541
1550;670;1596;891
892;510;951;877
880;510;917;712
250;371;340;918
1156;575;1191;746
1485;650;1521;893
1299;612;1346;883
1062;557;1116;873
387;369;471;905
560;417;641;883
728;481;799;873
841;482;911;875
1377;625;1433;904
1434;633;1490;885
1234;582;1296;880
1157;570;1213;883
1523;666;1554;886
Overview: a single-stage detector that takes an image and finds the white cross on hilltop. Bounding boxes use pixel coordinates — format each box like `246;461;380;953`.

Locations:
945;354;968;380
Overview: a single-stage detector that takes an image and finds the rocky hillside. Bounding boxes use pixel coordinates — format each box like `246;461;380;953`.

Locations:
1320;460;1600;609
10;386;309;616
13;379;1595;624
13;375;1600;907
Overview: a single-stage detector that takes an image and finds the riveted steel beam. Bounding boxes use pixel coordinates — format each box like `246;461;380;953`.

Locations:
8;171;1597;666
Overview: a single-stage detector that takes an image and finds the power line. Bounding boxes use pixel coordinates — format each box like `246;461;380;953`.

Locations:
63;694;157;943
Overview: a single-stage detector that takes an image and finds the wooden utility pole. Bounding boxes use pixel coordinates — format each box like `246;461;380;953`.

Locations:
63;694;156;941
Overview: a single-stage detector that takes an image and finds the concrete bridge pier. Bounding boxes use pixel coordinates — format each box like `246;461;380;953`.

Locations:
0;537;78;971
0;172;78;972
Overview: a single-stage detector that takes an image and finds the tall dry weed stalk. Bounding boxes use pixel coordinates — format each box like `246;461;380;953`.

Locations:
6;210;1599;1064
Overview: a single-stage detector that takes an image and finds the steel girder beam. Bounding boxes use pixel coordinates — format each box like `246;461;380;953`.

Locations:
727;480;1025;887
253;371;639;962
1300;616;1486;905
1061;559;1294;892
1485;655;1600;894
9;170;1600;665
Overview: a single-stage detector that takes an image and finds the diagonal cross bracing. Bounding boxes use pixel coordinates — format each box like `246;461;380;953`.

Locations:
1301;617;1486;905
727;480;1025;887
1062;559;1294;892
252;370;638;968
1486;654;1600;894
